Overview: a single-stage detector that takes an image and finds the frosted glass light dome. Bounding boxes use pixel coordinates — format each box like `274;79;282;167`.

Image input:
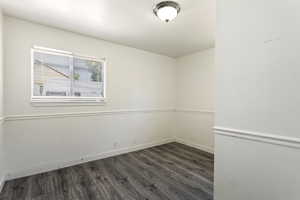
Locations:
154;1;181;22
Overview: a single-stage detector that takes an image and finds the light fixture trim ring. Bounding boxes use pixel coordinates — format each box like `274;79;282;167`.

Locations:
153;1;181;22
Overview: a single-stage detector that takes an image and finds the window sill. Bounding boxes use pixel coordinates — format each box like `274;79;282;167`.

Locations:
31;97;107;107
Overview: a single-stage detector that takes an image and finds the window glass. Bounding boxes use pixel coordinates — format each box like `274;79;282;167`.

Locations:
73;57;104;97
33;51;70;96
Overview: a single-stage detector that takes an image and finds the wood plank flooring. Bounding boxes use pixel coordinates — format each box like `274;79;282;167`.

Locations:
0;142;214;200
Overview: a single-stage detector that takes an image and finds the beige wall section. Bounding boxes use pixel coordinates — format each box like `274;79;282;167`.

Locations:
3;16;176;179
175;49;215;153
4;16;176;115
176;49;215;111
215;0;300;199
215;134;300;200
215;0;300;138
0;9;5;187
0;13;2;117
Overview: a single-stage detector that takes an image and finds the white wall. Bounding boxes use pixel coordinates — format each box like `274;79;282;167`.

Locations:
3;16;176;179
0;9;5;188
215;0;300;199
2;16;216;181
175;49;215;153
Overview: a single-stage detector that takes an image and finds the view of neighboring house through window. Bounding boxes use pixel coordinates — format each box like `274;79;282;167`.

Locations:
32;47;105;102
73;57;103;97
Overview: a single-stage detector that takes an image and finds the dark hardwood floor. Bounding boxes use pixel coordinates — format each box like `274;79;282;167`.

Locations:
0;142;214;200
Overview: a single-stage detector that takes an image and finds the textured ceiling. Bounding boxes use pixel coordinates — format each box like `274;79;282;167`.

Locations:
0;0;215;57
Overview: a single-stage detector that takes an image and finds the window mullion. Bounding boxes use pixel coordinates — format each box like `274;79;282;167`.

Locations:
69;56;74;96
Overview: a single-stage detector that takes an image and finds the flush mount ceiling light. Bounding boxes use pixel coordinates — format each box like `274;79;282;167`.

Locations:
153;1;181;22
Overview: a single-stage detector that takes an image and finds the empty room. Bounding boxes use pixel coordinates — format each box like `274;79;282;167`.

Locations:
0;0;300;200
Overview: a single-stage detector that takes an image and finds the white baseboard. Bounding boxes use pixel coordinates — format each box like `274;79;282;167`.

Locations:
6;138;214;180
0;175;6;194
175;138;214;154
7;138;175;180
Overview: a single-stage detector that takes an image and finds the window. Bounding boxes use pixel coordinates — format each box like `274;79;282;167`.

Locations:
31;46;106;103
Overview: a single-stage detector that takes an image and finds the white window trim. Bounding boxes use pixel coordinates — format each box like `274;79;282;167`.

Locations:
31;46;107;105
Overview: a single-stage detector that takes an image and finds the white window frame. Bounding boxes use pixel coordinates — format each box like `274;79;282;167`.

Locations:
31;46;107;105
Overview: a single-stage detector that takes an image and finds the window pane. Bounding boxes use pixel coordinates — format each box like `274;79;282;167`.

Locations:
73;57;104;97
33;51;71;96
